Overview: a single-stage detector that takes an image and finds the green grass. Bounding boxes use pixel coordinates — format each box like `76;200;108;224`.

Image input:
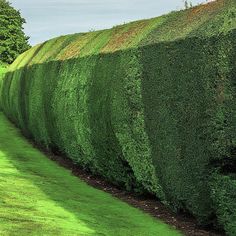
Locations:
0;65;6;78
0;112;181;236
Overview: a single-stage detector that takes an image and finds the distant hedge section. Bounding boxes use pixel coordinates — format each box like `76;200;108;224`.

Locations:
1;0;236;234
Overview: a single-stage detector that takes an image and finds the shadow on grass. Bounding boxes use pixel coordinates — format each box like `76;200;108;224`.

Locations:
0;113;181;236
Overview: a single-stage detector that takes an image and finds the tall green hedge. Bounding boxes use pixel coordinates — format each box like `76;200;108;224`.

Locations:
1;0;236;234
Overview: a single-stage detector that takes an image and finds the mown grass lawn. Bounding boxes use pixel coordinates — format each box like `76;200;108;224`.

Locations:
0;64;6;77
0;112;182;236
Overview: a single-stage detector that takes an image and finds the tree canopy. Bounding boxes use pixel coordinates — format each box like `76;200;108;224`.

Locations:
0;0;30;64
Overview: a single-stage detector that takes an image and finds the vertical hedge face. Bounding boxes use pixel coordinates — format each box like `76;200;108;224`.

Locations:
140;39;212;218
1;1;236;234
140;33;236;221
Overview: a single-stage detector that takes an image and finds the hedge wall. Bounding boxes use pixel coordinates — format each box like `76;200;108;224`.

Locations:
1;0;236;234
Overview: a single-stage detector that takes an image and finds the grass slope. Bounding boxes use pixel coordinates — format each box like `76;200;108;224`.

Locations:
0;64;7;106
0;64;6;78
0;112;181;236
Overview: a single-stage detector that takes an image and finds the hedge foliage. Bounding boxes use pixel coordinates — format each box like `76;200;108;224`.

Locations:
1;0;236;234
211;173;236;235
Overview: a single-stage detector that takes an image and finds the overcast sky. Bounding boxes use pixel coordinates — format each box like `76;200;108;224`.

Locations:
10;0;204;45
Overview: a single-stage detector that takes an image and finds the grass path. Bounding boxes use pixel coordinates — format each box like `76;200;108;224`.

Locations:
0;112;181;236
0;64;6;78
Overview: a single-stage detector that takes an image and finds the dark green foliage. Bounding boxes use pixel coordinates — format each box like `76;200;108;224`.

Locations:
140;31;236;223
1;1;236;235
0;0;30;64
210;173;236;235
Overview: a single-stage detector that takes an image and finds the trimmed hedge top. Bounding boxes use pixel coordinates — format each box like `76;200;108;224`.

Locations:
9;0;236;70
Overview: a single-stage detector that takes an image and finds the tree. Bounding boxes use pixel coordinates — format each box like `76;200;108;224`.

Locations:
184;0;193;9
184;0;189;9
0;0;30;64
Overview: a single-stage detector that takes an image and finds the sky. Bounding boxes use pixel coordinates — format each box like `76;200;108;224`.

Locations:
10;0;205;46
